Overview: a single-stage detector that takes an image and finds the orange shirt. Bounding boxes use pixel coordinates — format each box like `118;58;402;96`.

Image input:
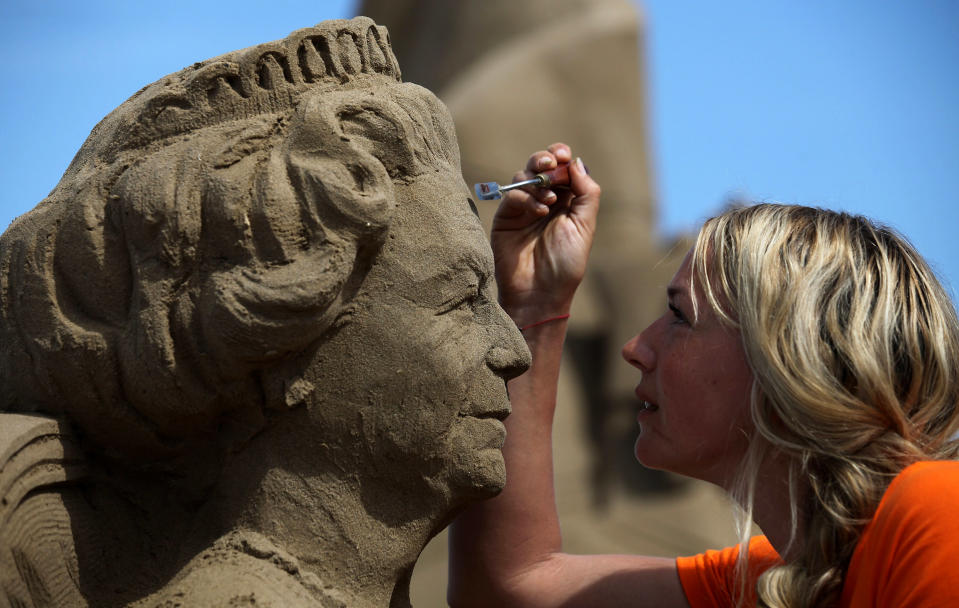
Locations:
676;460;959;607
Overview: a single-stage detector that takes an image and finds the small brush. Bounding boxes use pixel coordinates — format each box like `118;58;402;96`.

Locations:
474;163;573;201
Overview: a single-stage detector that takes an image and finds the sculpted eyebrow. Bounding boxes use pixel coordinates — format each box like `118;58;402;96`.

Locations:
419;254;485;282
407;256;486;305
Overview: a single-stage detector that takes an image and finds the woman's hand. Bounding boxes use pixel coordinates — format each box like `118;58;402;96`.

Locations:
491;143;600;327
455;147;687;608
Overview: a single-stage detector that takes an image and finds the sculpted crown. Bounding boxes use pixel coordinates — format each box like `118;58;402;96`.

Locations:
77;17;401;165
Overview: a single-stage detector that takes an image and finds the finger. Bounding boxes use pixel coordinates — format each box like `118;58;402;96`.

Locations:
525;149;557;174
512;169;533;183
512;170;557;205
546;143;572;165
533;186;558;205
496;186;550;221
568;156;601;224
529;144;570;204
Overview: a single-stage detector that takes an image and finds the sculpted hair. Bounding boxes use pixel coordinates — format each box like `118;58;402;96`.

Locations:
690;203;959;607
0;18;461;463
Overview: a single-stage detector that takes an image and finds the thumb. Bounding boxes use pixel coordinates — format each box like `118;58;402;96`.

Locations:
568;157;600;226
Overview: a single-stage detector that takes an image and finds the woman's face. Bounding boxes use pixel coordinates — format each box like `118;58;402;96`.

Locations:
621;251;754;487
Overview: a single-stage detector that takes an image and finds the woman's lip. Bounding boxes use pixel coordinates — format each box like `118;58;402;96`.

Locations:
634;386;657;407
638;401;659;414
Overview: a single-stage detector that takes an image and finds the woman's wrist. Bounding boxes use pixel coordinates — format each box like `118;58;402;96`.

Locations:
518;314;570;332
499;300;572;331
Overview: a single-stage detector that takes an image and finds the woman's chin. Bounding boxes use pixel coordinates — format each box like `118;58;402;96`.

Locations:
633;433;669;472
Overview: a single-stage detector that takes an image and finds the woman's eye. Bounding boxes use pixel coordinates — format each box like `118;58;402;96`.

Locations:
668;303;687;324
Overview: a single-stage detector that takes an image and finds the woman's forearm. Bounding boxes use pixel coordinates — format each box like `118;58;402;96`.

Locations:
449;144;601;607
448;317;568;605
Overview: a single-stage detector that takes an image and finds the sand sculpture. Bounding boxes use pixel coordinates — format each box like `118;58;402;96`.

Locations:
0;17;530;607
359;0;691;504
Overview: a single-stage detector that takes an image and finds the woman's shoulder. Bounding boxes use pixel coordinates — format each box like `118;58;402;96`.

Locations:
881;459;959;508
840;460;959;606
850;459;959;566
854;460;958;559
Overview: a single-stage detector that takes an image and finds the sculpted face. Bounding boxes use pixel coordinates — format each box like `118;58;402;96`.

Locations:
299;168;531;504
272;85;531;508
0;18;530;607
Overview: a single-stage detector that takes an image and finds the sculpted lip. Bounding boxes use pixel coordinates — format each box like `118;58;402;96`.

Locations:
465;406;511;421
464;380;512;420
462;394;511;421
458;409;509;450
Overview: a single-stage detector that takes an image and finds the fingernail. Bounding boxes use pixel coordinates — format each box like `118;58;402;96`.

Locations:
539;156;554;169
574;157;585;172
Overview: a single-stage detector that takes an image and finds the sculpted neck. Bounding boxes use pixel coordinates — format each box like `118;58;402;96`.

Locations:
191;413;449;608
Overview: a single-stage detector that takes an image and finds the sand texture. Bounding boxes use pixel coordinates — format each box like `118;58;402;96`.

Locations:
0;16;530;607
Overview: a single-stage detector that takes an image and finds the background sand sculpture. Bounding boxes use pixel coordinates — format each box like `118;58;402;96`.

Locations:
0;17;531;607
356;2;746;605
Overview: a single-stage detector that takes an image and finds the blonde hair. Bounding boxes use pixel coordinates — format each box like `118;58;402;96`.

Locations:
690;203;959;607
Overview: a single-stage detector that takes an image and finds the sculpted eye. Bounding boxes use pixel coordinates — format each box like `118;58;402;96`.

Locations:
437;284;480;315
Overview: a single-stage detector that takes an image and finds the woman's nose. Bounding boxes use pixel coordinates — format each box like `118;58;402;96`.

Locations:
622;331;655;373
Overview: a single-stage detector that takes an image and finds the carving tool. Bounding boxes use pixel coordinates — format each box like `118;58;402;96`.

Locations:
474;163;573;201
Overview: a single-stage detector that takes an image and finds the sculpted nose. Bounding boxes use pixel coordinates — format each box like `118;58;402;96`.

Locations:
487;310;532;381
487;343;531;381
622;331;655;373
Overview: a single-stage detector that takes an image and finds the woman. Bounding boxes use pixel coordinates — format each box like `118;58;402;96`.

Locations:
449;143;959;607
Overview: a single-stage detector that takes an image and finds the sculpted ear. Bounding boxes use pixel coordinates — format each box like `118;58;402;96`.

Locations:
282;90;421;238
198;92;409;371
285;151;395;239
200;243;356;366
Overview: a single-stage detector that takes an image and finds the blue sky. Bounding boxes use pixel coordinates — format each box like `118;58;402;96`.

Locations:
642;1;959;299
2;1;957;299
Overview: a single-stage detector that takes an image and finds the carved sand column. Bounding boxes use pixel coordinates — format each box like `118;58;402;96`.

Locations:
0;17;530;607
